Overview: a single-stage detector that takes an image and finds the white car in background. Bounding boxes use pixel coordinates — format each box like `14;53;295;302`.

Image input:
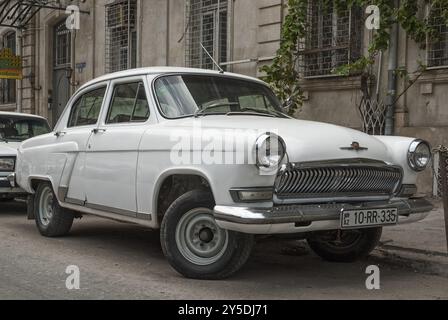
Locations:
13;67;433;279
0;112;50;201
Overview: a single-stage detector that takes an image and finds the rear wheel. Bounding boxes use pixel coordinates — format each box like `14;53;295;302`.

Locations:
160;190;254;279
307;228;382;262
34;182;74;237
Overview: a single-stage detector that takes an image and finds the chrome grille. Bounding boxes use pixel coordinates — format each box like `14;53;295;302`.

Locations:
275;161;402;201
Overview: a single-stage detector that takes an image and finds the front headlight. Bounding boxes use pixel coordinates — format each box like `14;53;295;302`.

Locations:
408;139;431;172
0;157;15;172
255;133;286;168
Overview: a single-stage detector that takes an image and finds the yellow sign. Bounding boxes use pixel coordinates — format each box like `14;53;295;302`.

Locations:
0;48;22;80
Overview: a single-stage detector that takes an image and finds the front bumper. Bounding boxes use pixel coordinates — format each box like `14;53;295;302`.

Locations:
214;198;434;234
0;173;26;198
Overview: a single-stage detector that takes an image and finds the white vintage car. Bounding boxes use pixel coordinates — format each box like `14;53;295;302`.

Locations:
14;67;433;279
0;112;50;200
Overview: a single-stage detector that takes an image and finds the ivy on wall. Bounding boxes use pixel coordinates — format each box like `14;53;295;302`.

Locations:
261;0;448;116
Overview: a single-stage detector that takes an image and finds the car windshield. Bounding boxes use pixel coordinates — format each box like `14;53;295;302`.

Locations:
154;75;287;119
0;116;51;142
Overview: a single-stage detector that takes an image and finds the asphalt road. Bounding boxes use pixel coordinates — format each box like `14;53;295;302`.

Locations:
1;200;447;300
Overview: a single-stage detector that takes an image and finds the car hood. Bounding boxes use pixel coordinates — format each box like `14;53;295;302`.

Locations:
0;141;20;157
163;116;393;164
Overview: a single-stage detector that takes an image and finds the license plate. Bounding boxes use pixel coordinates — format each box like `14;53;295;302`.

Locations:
341;208;398;229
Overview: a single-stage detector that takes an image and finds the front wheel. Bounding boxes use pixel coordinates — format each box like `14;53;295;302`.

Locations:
307;228;382;262
34;182;74;237
160;190;254;280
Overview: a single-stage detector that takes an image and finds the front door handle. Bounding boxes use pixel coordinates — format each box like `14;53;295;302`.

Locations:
54;131;67;137
92;128;107;134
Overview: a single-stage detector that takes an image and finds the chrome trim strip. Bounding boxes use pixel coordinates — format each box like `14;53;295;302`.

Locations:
64;197;152;221
273;194;392;205
214;198;433;226
65;197;85;206
137;213;152;221
60;202;154;227
86;203;137;218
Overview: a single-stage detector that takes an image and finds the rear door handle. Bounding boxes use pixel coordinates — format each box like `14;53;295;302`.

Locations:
92;128;107;134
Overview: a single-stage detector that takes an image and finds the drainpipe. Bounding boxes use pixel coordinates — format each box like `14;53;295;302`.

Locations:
17;29;22;113
384;0;399;136
166;0;170;66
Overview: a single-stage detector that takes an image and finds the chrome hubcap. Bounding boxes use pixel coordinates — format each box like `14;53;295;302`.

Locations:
175;208;228;266
38;186;54;226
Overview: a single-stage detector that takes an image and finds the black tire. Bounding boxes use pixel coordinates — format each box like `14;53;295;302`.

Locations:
34;182;74;237
160;189;254;280
307;228;382;262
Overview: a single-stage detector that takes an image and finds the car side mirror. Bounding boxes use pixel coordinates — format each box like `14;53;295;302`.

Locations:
282;97;293;110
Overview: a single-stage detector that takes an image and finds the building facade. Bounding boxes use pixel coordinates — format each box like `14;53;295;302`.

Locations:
0;0;447;194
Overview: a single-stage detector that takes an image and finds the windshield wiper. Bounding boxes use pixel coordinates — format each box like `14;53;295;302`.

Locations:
228;107;285;118
225;111;275;118
194;102;239;118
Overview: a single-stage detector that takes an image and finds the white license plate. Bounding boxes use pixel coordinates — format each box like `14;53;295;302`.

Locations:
341;208;398;229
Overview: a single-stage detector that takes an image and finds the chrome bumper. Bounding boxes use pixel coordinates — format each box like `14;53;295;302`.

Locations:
214;198;434;234
0;173;26;196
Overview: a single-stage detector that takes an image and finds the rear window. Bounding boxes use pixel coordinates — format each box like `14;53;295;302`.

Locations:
0;116;50;142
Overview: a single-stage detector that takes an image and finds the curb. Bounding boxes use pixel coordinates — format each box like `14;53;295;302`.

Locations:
372;245;448;278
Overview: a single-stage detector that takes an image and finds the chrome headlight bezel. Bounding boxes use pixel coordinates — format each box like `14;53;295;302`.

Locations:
255;132;286;169
0;157;15;172
407;139;431;172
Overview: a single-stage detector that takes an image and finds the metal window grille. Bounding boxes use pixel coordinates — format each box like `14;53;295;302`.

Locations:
0;30;16;105
185;0;228;70
298;2;363;78
105;0;137;73
54;21;71;67
427;4;448;68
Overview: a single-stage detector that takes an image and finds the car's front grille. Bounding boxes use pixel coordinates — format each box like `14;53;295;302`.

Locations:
274;160;403;202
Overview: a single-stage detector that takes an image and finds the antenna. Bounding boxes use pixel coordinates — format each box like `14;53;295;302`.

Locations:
200;42;224;74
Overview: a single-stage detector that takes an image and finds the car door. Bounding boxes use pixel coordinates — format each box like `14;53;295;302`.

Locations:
83;77;152;216
55;83;109;204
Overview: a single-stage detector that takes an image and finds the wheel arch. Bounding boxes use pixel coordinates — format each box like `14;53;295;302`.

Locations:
152;169;215;227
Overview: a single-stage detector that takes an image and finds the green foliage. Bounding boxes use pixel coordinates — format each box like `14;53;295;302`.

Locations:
260;0;307;115
261;0;448;116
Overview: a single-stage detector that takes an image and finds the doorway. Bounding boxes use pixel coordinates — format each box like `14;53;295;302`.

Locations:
52;20;71;126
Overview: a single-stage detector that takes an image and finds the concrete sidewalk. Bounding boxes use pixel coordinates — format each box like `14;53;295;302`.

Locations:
373;200;448;277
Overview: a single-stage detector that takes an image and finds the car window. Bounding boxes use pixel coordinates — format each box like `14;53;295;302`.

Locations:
154;75;286;119
68;87;107;128
0;116;50;142
106;82;150;124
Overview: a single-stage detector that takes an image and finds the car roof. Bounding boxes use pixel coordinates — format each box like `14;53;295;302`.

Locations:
79;67;266;91
0;111;48;121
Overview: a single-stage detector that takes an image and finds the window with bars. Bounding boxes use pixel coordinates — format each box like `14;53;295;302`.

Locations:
427;4;448;68
105;0;137;73
54;21;71;67
298;2;363;78
185;0;228;70
0;31;16;105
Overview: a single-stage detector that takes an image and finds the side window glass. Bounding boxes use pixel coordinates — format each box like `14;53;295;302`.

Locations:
68;87;106;128
106;82;150;124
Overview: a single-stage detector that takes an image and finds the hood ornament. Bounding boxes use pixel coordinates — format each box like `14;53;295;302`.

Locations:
341;141;368;151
